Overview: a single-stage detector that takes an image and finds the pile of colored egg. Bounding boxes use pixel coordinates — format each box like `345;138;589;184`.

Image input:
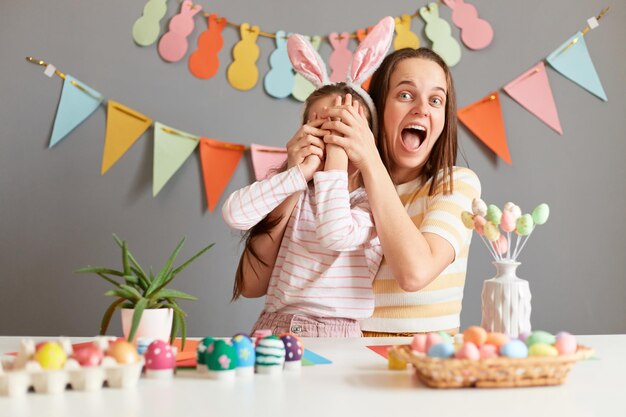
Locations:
195;331;304;380
0;337;144;396
411;326;577;360
462;199;550;261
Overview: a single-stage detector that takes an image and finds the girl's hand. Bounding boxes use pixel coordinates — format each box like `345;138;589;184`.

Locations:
319;94;378;171
286;114;328;181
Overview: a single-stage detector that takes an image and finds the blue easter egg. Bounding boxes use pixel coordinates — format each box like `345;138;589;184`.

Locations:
500;340;529;358
427;342;455;358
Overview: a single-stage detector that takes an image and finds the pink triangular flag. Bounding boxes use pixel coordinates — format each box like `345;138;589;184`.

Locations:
503;62;563;134
250;144;287;180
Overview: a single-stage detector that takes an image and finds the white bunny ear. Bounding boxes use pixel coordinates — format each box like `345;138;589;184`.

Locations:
348;16;395;85
287;34;329;88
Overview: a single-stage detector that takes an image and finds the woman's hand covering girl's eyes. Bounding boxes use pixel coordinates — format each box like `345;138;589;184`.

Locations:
285;113;330;180
319;94;377;170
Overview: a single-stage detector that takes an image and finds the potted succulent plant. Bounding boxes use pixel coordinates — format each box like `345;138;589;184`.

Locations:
76;234;214;349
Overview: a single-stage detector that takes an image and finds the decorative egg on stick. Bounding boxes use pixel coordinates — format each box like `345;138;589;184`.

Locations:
231;333;255;377
144;340;177;379
255;335;285;375
206;340;237;380
472;198;487;217
280;333;304;372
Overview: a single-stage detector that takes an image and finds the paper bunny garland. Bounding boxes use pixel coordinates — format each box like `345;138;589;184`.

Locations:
287;16;395;133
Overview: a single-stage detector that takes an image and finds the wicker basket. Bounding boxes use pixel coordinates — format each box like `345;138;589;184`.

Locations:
391;344;593;388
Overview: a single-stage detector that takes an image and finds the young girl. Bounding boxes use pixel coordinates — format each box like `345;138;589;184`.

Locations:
222;17;395;337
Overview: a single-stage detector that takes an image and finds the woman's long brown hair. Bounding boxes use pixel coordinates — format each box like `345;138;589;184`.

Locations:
232;82;373;301
368;48;458;196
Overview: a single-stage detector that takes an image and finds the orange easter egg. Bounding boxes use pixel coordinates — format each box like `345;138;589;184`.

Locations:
107;340;140;364
486;332;509;348
463;326;487;346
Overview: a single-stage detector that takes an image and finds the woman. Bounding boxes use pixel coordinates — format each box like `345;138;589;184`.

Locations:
236;48;480;336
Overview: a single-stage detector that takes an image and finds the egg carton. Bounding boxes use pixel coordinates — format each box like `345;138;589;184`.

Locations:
0;356;145;396
0;338;145;397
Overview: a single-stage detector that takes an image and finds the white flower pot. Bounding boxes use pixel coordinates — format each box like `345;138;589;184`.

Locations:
481;261;532;338
121;308;173;342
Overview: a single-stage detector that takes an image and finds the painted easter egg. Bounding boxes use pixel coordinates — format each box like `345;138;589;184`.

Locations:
72;345;104;367
525;330;556;347
486;204;502;225
232;334;256;368
503;202;522;219
411;334;428;353
528;343;558;357
483;221;500;241
516;214;534;236
144;340;176;370
473;215;486;235
206;340;237;372
425;333;444;352
255;335;285;368
107;340;140;364
454;342;480;360
427;342;455;358
34;342;67;370
485;332;509;348
461;211;475;229
280;333;304;362
554;332;577;355
500;210;516;232
472;198;487;216
479;343;499;359
532;203;550;225
196;336;216;367
500;340;528;358
463;326;487;346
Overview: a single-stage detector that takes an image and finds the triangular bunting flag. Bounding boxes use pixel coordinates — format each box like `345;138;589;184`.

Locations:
546;32;607;101
503;62;563;134
101;101;152;175
458;92;512;165
49;75;103;147
153;122;199;197
250;144;287;181
199;138;245;212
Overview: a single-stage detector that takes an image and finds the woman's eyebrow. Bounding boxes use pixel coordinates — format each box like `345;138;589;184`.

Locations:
395;80;447;94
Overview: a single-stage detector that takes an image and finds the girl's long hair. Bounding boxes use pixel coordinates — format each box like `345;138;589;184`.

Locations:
232;82;373;300
368;47;458;195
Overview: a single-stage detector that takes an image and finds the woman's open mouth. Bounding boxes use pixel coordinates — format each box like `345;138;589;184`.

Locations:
400;125;427;152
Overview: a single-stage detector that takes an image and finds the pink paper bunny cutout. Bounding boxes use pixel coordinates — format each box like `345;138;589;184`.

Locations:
158;0;202;62
442;0;493;50
328;32;353;83
287;16;395;133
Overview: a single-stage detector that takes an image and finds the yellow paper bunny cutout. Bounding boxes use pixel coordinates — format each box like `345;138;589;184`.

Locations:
227;23;261;91
394;14;419;50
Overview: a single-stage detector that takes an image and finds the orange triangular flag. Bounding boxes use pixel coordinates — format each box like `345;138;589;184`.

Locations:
199;138;245;212
458;92;511;165
101;100;152;174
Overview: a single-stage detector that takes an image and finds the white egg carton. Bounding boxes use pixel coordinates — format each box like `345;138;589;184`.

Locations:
0;338;144;396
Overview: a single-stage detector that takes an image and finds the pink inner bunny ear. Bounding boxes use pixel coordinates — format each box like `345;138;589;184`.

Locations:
287;34;328;88
349;16;395;85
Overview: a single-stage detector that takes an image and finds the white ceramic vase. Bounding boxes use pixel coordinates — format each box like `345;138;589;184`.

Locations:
121;308;173;342
481;261;531;337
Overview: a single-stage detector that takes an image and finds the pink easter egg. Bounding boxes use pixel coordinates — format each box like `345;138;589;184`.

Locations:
425;333;444;352
492;235;508;255
410;334;428;353
455;342;480;360
500;210;516;232
554;333;577;355
473;215;486;235
479;343;499;359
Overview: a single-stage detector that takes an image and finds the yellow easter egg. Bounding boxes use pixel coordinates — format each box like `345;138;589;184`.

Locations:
34;342;67;370
528;343;558;357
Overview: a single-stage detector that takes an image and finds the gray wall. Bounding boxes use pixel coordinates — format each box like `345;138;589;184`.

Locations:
1;0;624;337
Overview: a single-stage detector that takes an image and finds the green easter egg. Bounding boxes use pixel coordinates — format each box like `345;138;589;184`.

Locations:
486;204;502;225
206;340;238;371
461;211;475;229
532;203;550;225
483;221;500;241
525;330;556;347
516;214;534;236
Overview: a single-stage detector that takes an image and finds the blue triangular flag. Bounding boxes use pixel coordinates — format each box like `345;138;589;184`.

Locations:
49;75;103;147
546;32;607;101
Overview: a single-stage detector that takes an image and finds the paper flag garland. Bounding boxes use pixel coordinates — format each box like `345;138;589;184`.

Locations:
49;75;103;148
420;3;461;67
546;32;607;101
328;32;353;83
188;13;228;80
291;35;321;102
227;23;261;91
264;30;295;98
443;0;493;50
503;62;562;134
458;92;511;164
250;144;287;181
158;0;202;63
132;0;168;47
393;14;420;50
101;101;153;175
153;122;199;196
199;138;245;212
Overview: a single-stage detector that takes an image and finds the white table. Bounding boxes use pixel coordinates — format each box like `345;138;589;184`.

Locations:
0;335;623;417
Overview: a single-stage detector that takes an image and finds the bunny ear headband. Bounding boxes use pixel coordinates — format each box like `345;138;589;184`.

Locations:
287;16;395;133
